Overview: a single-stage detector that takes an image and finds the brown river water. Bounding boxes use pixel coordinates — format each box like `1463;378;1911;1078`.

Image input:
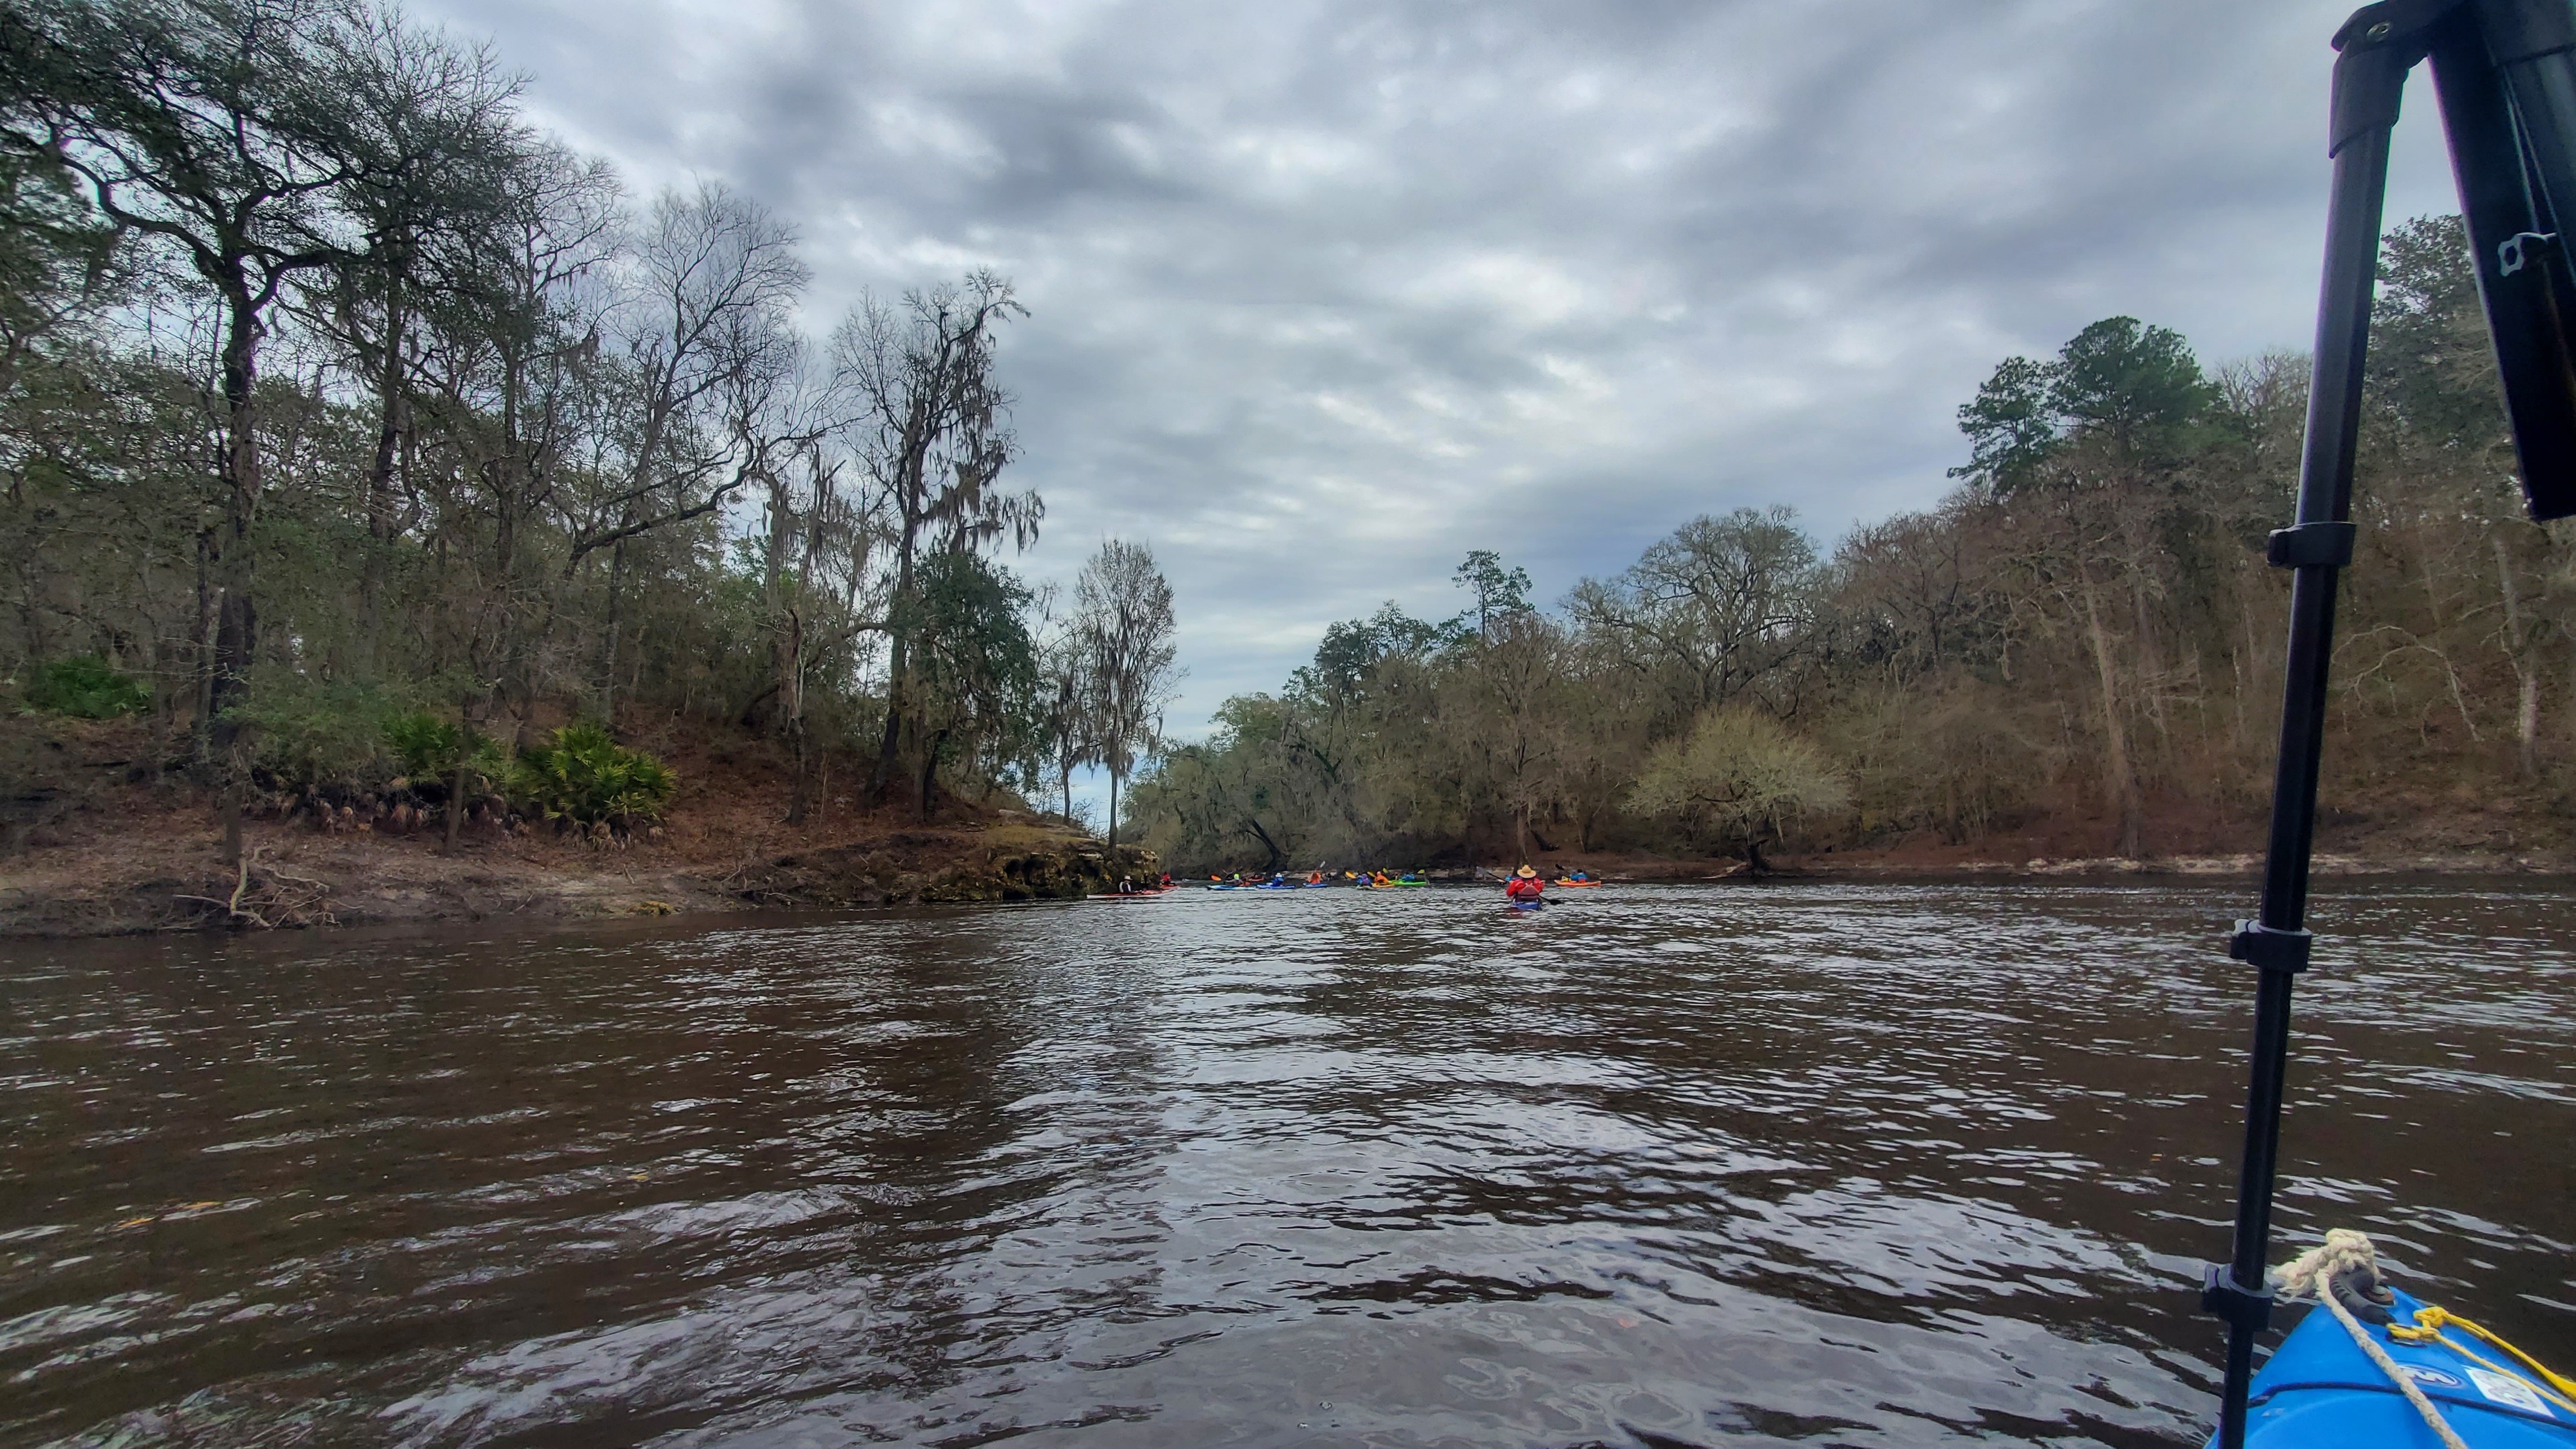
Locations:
3;880;2571;1448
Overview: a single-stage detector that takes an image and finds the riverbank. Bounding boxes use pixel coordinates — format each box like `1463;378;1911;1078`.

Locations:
0;715;1159;939
1464;793;2576;883
1513;846;2576;882
8;713;2568;937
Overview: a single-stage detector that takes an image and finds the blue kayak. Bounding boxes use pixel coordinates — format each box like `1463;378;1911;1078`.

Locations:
2228;1287;2576;1447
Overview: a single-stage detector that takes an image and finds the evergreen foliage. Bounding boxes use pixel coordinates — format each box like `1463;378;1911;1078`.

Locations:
21;656;149;718
229;675;416;790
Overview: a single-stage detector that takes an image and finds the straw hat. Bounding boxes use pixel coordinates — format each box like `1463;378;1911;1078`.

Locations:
1516;864;1537;878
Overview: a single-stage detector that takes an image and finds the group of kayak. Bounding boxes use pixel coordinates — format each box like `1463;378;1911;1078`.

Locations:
1205;869;1426;891
1204;865;1607;896
1095;864;1608;906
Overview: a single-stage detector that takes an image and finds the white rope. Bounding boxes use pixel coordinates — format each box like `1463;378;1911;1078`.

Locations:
2272;1230;2468;1449
2270;1228;2381;1301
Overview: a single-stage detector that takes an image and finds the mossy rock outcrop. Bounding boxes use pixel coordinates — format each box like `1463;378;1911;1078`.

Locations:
724;830;1161;908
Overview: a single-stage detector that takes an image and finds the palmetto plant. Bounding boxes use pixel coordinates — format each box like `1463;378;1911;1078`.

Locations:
383;712;463;779
513;724;676;828
384;711;512;798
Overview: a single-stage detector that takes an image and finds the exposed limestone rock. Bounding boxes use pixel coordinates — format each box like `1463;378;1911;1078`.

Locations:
726;832;1161;908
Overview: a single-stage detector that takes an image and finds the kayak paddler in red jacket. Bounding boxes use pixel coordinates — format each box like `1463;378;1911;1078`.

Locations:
1504;864;1544;905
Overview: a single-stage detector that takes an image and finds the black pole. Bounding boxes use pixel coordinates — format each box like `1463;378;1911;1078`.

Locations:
2201;4;2576;1445
2202;12;2414;1447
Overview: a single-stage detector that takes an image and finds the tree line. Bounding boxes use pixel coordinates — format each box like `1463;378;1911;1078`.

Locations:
1134;215;2572;871
0;0;1178;854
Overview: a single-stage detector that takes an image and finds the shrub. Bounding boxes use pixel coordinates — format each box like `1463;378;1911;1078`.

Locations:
1629;707;1851;861
385;711;513;801
23;656;150;719
230;676;408;791
385;711;464;778
513;723;677;828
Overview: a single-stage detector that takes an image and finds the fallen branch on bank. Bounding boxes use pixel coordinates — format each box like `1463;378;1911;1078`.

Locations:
174;849;338;930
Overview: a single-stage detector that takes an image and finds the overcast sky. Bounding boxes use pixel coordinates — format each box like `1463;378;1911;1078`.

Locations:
414;0;2466;744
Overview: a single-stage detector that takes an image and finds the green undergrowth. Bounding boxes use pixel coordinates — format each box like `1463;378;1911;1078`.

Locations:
20;656;150;719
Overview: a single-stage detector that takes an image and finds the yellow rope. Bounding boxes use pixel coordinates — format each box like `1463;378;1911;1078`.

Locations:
2270;1231;2576;1433
2390;1306;2576;1414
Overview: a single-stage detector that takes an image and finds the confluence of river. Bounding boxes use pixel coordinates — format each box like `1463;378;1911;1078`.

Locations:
3;881;2570;1447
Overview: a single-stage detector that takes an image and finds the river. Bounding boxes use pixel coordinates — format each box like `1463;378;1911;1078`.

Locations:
3;880;2570;1447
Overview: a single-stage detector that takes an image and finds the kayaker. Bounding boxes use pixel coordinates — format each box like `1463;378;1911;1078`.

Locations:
1117;876;1137;894
1504;864;1544;906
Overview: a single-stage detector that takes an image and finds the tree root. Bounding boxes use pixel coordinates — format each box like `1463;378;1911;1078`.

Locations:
174;848;338;930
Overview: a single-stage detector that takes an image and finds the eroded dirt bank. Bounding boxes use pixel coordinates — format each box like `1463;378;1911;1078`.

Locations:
1;717;1159;939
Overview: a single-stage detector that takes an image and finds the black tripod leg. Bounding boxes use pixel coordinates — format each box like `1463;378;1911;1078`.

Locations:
2204;17;2408;1449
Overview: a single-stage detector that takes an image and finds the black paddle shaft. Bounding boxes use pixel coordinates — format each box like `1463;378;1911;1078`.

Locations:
2206;4;2576;1447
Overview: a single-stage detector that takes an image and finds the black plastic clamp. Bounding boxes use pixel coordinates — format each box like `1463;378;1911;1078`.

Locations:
2203;1262;2275;1333
2501;231;2560;277
2229;920;2314;973
2266;521;2356;569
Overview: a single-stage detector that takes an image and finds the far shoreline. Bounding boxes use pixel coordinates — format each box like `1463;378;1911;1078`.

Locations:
13;714;2569;942
9;829;2570;943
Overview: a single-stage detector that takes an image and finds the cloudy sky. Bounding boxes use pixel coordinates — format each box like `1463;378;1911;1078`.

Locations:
414;0;2466;742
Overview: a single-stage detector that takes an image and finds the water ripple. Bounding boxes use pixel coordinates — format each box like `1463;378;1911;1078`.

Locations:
1;880;2568;1447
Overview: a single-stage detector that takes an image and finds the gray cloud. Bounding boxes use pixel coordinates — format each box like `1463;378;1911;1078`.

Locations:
418;0;2468;733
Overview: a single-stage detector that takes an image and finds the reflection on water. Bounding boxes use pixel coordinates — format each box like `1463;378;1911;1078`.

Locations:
2;881;2570;1447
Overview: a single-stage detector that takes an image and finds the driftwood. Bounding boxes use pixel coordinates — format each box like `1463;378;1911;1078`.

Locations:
174;849;337;929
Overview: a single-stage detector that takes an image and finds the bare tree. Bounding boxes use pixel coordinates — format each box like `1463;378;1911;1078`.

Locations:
749;404;846;825
1570;506;1819;724
1075;539;1177;846
409;138;620;748
293;7;524;674
1459;611;1572;861
569;179;807;711
830;271;1033;804
1036;599;1097;826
